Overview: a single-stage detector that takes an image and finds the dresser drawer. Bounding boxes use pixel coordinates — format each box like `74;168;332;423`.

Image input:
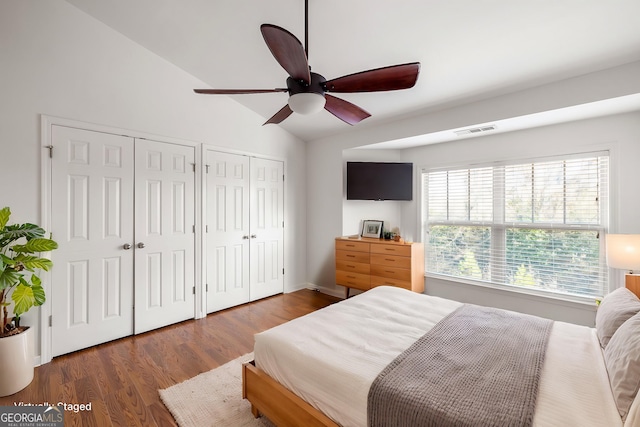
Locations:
336;250;370;264
370;243;412;257
336;260;370;275
371;275;411;290
336;240;370;253
370;253;411;269
371;265;412;281
336;270;370;290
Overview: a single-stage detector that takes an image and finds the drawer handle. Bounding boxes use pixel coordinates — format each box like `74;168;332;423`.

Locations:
385;258;395;262
385;270;395;274
347;275;356;279
346;254;356;258
385;248;395;251
347;265;356;268
346;244;355;247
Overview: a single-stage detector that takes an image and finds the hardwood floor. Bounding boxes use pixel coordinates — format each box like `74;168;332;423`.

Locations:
0;289;341;426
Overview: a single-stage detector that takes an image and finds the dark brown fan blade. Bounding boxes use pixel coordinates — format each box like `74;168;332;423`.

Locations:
263;104;293;125
324;94;371;125
194;88;288;94
324;62;420;93
261;24;310;84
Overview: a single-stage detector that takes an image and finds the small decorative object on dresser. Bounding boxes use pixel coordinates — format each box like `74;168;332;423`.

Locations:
335;236;424;297
391;226;401;241
361;220;383;238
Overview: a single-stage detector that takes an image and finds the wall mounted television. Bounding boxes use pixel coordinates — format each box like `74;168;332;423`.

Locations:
346;162;413;201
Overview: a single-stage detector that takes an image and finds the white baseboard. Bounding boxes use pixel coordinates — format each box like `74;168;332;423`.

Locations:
284;283;310;294
303;283;346;299
286;282;345;299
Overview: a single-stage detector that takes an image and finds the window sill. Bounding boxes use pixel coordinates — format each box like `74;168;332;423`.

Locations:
425;273;600;309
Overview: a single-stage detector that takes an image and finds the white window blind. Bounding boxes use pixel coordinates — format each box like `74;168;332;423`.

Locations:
423;153;609;299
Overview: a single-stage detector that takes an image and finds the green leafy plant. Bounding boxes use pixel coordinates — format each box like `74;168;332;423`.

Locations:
0;207;57;337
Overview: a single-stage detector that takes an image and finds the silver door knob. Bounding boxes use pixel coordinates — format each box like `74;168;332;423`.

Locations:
250;234;257;239
123;243;132;250
242;235;249;239
137;242;145;249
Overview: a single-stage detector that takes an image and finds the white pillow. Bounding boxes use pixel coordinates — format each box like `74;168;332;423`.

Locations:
604;311;640;422
595;287;640;348
626;393;640;427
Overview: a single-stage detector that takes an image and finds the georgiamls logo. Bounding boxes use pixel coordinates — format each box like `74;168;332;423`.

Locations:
0;404;63;425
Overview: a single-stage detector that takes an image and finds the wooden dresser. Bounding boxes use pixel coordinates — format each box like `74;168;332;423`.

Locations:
335;236;424;295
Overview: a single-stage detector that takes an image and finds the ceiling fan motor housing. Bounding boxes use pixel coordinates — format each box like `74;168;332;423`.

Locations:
287;72;327;96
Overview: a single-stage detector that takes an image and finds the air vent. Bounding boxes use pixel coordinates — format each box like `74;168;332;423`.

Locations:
454;125;497;136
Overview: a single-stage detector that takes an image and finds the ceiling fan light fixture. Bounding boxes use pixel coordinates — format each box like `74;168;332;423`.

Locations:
288;92;326;115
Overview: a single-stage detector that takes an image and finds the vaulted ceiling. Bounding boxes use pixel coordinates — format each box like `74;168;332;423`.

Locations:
65;0;640;142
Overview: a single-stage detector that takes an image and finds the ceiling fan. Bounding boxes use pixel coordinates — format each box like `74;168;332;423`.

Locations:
194;0;420;126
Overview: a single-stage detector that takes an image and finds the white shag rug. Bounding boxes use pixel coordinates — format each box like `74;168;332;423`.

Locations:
159;352;274;427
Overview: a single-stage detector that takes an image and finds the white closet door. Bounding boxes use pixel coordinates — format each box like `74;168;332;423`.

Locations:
249;158;284;301
205;150;251;313
134;139;196;334
50;126;134;357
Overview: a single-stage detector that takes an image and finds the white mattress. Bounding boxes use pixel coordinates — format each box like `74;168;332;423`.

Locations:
254;286;624;427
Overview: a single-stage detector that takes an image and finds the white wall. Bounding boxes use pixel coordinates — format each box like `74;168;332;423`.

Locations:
0;1;307;359
306;61;640;325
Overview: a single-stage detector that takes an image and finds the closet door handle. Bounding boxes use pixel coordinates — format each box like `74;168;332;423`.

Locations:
250;234;257;239
137;242;146;249
123;243;132;250
242;235;250;239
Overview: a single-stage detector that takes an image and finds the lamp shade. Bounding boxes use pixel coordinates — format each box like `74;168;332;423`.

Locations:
288;93;326;115
606;234;640;270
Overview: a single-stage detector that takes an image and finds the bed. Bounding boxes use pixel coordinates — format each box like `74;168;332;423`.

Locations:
242;286;640;427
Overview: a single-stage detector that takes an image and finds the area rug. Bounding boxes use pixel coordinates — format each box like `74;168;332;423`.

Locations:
159;352;274;427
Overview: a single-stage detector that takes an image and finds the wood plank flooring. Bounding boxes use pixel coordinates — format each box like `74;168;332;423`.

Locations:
0;289;341;426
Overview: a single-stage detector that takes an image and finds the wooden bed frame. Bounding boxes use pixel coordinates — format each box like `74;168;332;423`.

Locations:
242;360;339;427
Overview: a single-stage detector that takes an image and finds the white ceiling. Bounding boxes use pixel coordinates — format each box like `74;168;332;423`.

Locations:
65;0;640;142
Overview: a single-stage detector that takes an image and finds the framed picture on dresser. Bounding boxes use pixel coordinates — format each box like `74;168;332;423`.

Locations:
361;220;383;238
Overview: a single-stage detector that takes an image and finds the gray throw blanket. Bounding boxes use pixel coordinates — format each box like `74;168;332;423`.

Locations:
368;304;553;427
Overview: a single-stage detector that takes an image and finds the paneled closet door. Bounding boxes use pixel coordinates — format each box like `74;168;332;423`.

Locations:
249;158;284;301
134;139;196;334
50;126;134;357
205;150;251;313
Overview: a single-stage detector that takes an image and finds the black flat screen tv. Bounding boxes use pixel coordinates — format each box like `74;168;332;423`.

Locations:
346;162;413;201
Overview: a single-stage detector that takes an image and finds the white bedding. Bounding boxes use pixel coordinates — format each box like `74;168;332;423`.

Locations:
254;286;626;427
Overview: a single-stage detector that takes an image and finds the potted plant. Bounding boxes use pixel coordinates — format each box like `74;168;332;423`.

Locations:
0;207;57;396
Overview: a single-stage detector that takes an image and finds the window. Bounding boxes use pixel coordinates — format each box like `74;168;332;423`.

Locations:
422;153;609;299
